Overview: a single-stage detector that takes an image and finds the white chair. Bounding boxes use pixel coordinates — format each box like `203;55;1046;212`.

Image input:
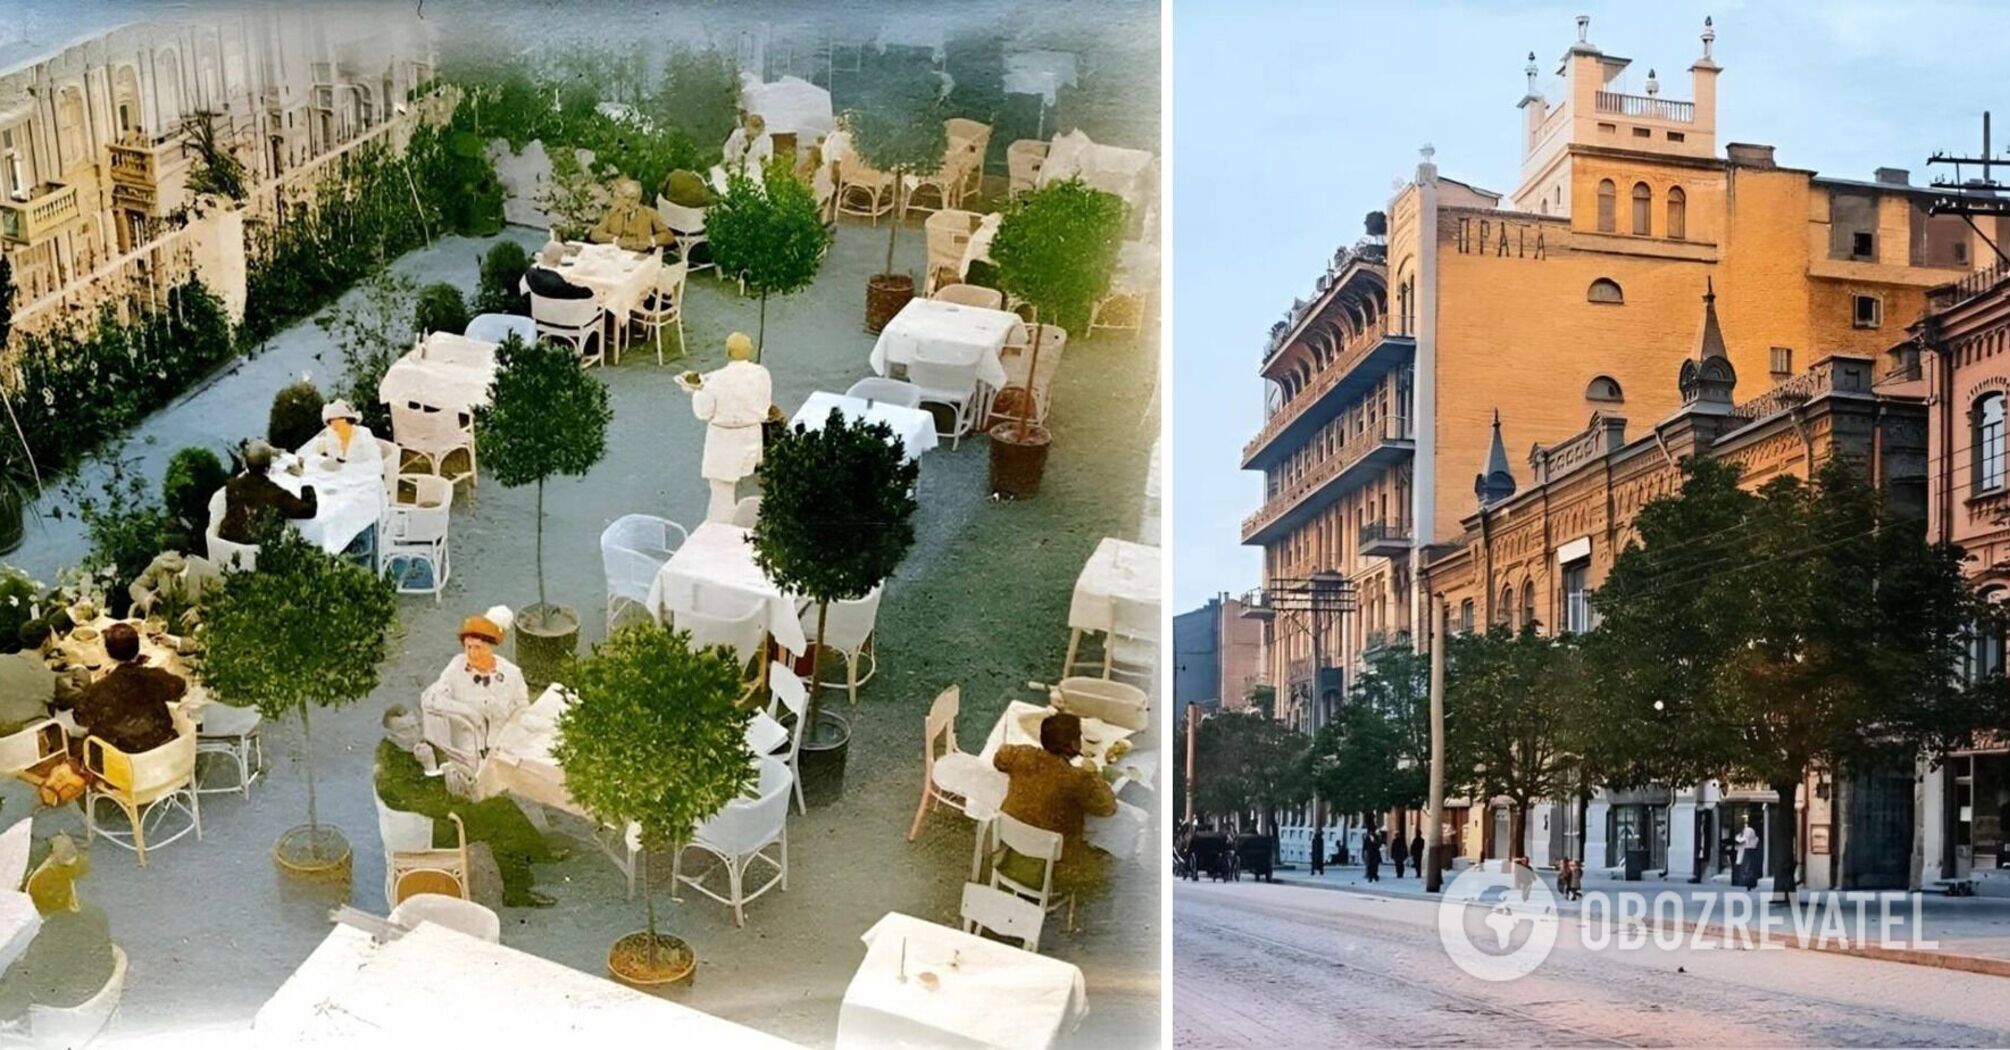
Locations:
799;586;881;706
837;158;897;224
601;514;687;633
1007;139;1050;196
766;662;809;815
962;881;1046;953
629;258;689;364
908;354;982;449
83;720;201;866
390;893;501;943
730;496;762;528
994;323;1067;428
677;593;768;669
935;283;1006;310
381;474;453;601
389;402;477;493
906;686;992;841
375;438;401;503
656;197;713;273
923;209;983;296
0;719;64;777
374;794;471;908
946;118;993;202
418;704;485;797
746;710;789;756
987;812;1072;933
204;488;258;572
465;313;536;345
531;292;605;367
673;755;791;927
194;701;264;798
1105;594;1158;682
845;377;923;408
1054;676;1150;733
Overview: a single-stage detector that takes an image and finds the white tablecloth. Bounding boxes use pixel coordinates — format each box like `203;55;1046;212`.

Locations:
380;333;500;413
835;912;1086;1050
257;921;801;1046
0;819;41;978
964;701;1150;862
739;73;835;142
555;242;657;319
272;450;386;554
869;299;1018;391
792;391;940;461
644;522;809;656
1067;537;1159;634
473;683;578;816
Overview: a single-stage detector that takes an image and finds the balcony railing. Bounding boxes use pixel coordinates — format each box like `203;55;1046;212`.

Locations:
1243;419;1414;541
1594;91;1694;123
0;182;81;245
1358;520;1411;557
1245;327;1413;465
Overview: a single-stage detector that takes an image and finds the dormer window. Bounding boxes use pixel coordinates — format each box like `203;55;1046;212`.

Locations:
1586;375;1624;402
1588;278;1624;304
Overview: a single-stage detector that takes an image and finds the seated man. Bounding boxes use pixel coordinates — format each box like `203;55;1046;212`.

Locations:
524;263;594;301
218;440;317;545
71;623;184;755
586;178;675;253
991;712;1119;897
416;607;529;796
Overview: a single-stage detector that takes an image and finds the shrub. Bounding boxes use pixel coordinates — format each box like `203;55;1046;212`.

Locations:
414;282;471;336
0;566;43;654
318;270;417;436
58;451;178;617
161;446;228;551
662;169;716;209
474;241;530;316
268;381;326;453
651;48;742;164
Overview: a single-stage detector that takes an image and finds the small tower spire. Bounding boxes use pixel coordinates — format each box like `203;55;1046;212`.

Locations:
1645;68;1660;97
1701;16;1716;61
1475;410;1519;508
1525;51;1539;95
1678;278;1737;406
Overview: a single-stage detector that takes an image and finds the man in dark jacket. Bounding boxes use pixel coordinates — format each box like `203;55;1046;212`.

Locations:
524;264;595;301
1362;829;1382;882
1412;831;1428;882
72;624;183;754
1391;831;1408;878
1309;829;1325;876
218;440;317;545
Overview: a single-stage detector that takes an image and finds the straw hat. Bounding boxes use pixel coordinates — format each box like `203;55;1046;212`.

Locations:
321;399;359;423
458;605;514;644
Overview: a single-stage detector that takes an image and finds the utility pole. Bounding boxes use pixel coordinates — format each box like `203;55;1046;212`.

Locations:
1426;597;1448;893
1184;702;1199;829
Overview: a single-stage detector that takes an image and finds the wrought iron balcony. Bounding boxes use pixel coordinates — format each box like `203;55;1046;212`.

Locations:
1358;520;1411;558
0;182;81;245
1594;91;1694;123
1242;419;1415;546
1244;330;1415;470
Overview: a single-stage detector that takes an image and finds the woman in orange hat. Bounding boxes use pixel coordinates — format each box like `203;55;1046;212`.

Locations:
415;605;530;795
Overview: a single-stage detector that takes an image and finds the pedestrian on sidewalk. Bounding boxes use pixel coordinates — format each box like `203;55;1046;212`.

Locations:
1410;831;1427;882
1391;833;1407;879
1363;830;1382;882
1734;817;1760;890
1310;829;1325;876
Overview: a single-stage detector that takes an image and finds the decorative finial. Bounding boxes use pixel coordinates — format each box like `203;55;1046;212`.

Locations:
1702;16;1715;60
1577;15;1591;43
1420;143;1435;162
1525;51;1539;92
1645;68;1659;96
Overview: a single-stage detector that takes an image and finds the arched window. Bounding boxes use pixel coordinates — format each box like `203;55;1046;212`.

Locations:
1666;186;1687;240
1587;278;1624;304
1596;179;1616;232
1459;599;1475;634
1499;585;1516;630
1586;375;1624;402
1522;581;1537;632
1631;182;1652;235
1976;393;2006;493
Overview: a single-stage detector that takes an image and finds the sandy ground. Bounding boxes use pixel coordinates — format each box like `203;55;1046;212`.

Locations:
6;215;1161;1046
1174;880;2010;1048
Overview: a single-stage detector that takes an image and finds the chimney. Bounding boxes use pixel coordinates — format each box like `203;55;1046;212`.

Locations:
1726;143;1776;169
1874;167;1911;186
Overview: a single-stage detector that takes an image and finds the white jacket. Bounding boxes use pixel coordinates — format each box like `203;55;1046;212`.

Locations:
691;360;772;483
420;653;530;758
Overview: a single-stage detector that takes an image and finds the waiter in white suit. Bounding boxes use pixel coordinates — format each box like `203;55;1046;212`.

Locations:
683;332;772;522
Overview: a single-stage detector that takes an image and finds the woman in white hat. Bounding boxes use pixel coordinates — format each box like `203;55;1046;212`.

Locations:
416;605;530;796
303;399;383;471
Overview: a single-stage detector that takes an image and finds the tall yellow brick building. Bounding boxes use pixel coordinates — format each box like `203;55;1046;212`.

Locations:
1241;16;1998;865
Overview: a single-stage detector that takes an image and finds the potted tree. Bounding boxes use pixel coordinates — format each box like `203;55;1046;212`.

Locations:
846;67;947;333
986;178;1127;498
202;522;398;877
704;161;831;359
474;332;612;690
552;621;755;986
751;412;917;806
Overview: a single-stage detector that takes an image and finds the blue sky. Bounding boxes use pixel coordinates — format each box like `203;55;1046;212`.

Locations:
1171;0;2010;611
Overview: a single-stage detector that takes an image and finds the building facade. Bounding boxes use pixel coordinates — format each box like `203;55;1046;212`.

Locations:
1173;595;1267;723
1240;15;1993;860
0;10;435;307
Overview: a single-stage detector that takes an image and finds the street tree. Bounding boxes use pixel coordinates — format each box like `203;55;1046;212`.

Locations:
1306;646;1429;824
1446;626;1584;864
1192;711;1308;831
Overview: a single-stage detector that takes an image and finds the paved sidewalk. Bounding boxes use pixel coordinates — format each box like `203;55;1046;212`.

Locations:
1256;863;2010;972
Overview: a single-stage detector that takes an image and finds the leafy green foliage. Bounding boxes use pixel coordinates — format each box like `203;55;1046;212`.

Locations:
374;740;557;906
1306;646;1429;819
414;282;471;336
705;162;831;351
8;279;236;478
475;240;530;316
1192;711;1308;822
455;65;708;195
405;110;506;237
473;333;611;604
0;565;44;654
662;169;716;209
845;58;948;179
55;453;183;619
649;48;742;161
318;270;418;436
1445;627;1586;858
990;179;1127;334
267;381;327;453
183;110;248;202
161;446;228;552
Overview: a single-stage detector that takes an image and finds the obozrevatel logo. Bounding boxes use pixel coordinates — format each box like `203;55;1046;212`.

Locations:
1436;862;1559;981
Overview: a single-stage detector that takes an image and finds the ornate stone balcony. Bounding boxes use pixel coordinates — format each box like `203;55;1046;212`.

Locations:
1594;90;1694;123
1242;329;1415;469
0;181;81;245
1242;419;1415;545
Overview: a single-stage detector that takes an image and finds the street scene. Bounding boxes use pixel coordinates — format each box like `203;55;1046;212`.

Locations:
1172;3;2010;1045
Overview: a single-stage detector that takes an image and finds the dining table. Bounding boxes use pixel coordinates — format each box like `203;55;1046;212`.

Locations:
1063;537;1160;674
379;331;500;414
958;700;1152;879
268;446;387;555
868;298;1019;392
644;522;810;657
791;390;940;462
835;911;1088;1050
471;682;577;816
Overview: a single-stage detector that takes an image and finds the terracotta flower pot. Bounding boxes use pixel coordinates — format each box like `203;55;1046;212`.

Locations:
865;273;915;334
608;931;696;988
987;421;1052;499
